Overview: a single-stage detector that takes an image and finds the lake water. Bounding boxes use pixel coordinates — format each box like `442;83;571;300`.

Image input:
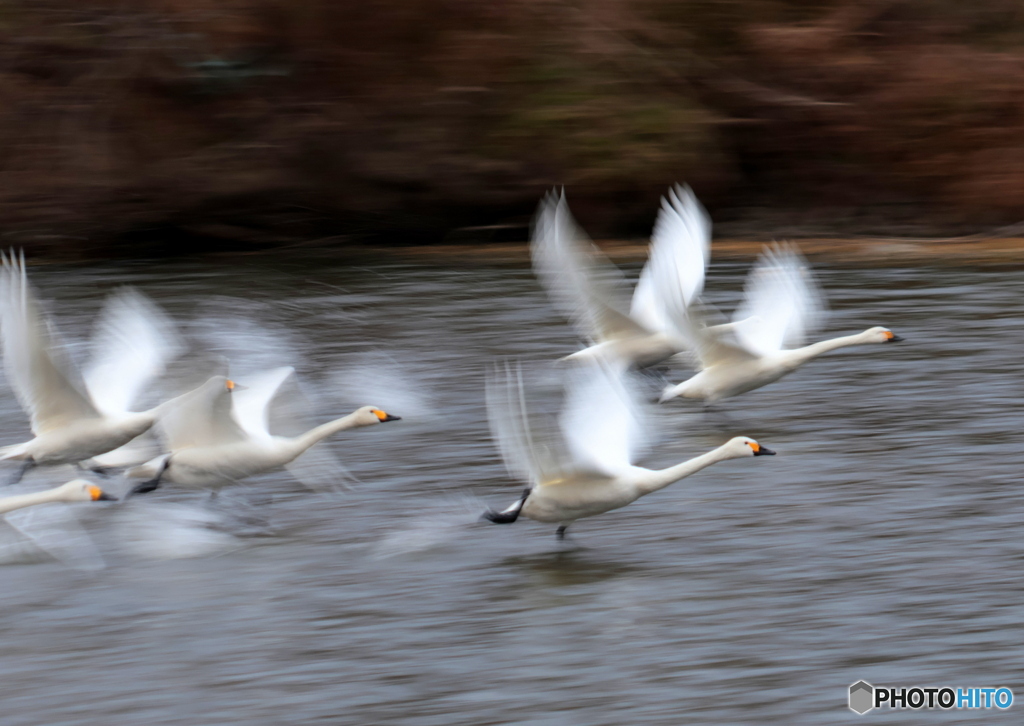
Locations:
0;253;1020;724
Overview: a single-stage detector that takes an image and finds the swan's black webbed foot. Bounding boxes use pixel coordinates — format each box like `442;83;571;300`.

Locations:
126;477;162;498
481;487;531;525
556;525;568;540
5;459;34;486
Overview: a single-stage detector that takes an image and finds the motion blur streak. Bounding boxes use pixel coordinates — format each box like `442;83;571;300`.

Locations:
0;255;1019;725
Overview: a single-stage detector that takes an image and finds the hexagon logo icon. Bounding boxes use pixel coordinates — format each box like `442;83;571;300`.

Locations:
849;681;874;714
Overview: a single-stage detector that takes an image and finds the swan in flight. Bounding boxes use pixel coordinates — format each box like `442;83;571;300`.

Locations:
0;252;182;483
658;243;904;403
481;361;774;538
531;186;709;368
0;479;116;515
126;368;400;496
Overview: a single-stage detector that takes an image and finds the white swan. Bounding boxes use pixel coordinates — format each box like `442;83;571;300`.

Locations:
531;186;709;368
658;243;904;403
481;361;774;538
126;368;400;495
0;251;183;483
0;479;116;515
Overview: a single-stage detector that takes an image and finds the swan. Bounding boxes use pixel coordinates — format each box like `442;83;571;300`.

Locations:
0;479;116;515
126;368;400;495
658;243;904;403
481;361;774;538
0;251;183;483
531;186;709;368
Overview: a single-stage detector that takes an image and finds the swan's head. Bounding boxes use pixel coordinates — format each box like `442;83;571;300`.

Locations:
353;405;401;426
723;437;775;459
56;479;117;503
865;326;904;344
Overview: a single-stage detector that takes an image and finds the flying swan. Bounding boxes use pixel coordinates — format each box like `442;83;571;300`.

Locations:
530;186;709;369
481;360;774;538
0;251;183;484
657;243;903;403
126;368;400;496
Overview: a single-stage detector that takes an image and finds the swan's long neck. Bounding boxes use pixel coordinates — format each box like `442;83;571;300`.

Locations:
787;331;876;366
0;487;62;515
291;412;370;453
634;446;735;497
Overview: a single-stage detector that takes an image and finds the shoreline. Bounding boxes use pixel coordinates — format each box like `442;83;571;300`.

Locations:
342;236;1024;268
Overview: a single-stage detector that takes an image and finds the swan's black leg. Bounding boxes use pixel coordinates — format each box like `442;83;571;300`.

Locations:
5;459;34;486
125;457;171;499
482;488;531;525
77;462;115;478
556;525;568;540
126;477;162;497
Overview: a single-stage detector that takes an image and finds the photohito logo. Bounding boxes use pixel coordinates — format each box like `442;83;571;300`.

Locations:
848;681;1013;714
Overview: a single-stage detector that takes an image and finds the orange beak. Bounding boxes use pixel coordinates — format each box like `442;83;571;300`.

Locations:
88;485;116;501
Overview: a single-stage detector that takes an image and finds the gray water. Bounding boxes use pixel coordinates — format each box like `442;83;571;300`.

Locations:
0;254;1021;725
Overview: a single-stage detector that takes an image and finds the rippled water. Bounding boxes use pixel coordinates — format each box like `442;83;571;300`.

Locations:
0;253;1021;725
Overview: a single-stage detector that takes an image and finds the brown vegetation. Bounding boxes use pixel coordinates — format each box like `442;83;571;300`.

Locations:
2;0;1024;255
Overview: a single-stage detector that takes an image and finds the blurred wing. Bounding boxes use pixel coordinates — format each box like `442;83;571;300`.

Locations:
255;370;358;491
4;503;106;571
630;185;710;334
285;446;357;493
0;251;100;433
671;304;758;369
157;376;247;450
485;362;573;486
560;360;645;478
231;367;295;440
531;191;647;343
733;243;826;356
84;288;183;415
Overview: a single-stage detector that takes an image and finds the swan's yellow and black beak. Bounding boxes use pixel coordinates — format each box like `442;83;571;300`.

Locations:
884;330;904;343
88;484;117;502
226;379;235;391
373;409;401;423
749;442;776;456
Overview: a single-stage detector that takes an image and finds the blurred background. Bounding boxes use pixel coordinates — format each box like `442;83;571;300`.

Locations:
1;4;1023;725
5;0;1024;257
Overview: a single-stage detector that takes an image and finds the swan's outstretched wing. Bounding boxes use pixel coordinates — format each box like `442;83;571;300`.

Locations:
635;216;752;371
732;243;826;356
84;288;183;416
486;362;574;486
560;360;646;479
231;367;295;440
239;368;356;491
157;376;247;450
0;251;99;434
531;191;648;344
630;185;710;334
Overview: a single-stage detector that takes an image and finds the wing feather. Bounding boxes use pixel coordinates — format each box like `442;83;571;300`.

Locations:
732;243;826;356
631;185;710;334
157;376;247;451
531;191;647;343
0;251;99;433
559;360;646;478
84;288;183;416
